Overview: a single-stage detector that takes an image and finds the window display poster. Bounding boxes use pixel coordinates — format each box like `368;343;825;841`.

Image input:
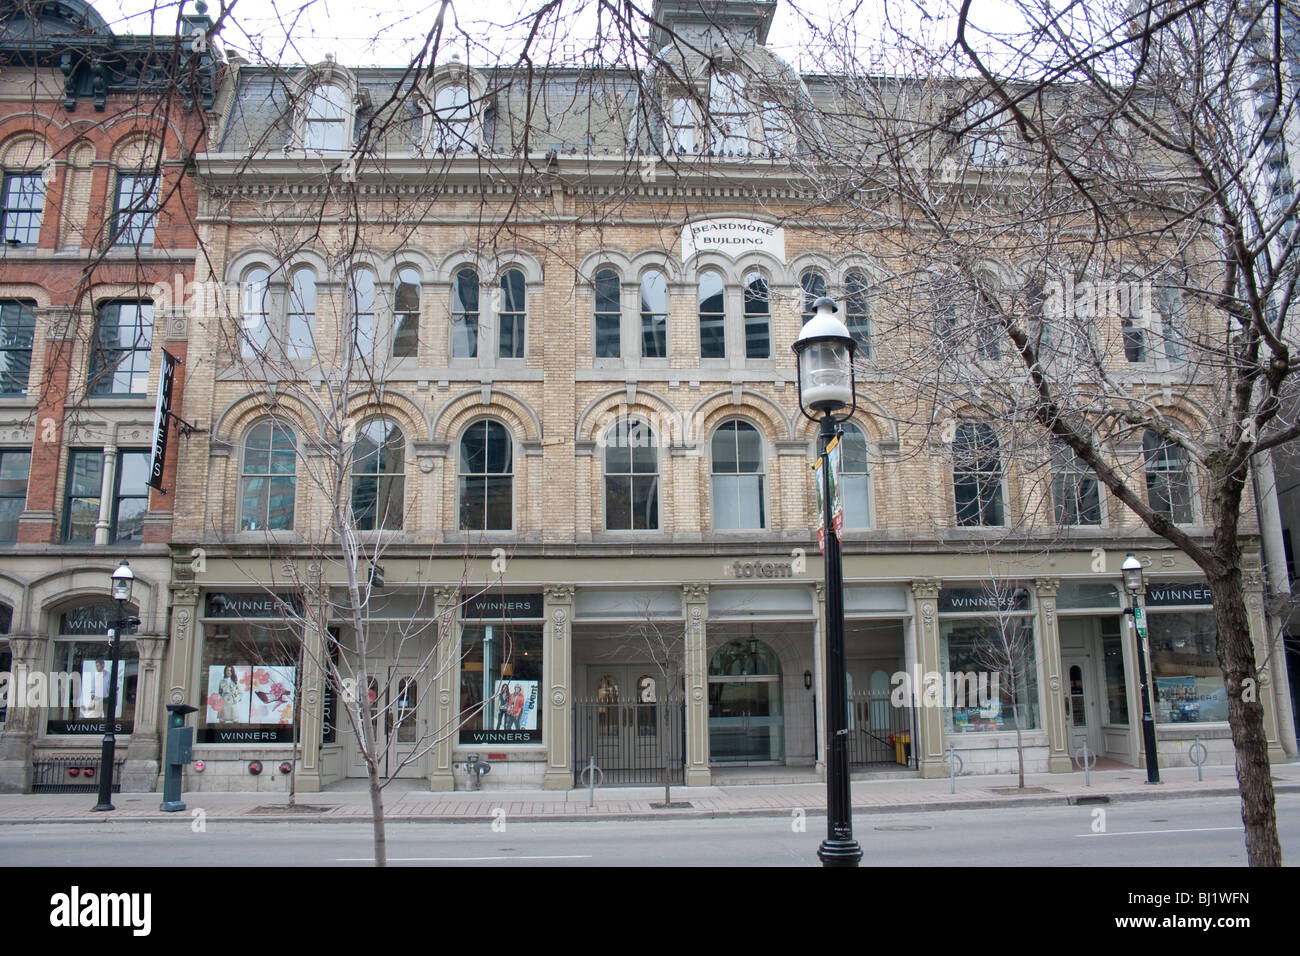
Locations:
206;665;251;724
79;659;127;718
1156;674;1228;723
463;679;540;743
250;666;296;724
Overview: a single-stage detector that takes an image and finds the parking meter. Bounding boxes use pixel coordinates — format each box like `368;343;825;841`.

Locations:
161;703;198;812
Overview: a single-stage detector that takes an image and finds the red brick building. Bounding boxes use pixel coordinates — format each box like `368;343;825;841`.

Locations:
0;0;216;792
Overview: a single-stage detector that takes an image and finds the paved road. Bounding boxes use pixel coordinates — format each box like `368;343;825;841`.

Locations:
1;794;1295;866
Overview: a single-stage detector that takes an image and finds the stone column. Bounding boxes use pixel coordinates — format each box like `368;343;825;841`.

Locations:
428;586;458;792
911;579;945;779
163;585;200;729
683;583;711;786
122;634;167;791
294;576;326;794
542;585;574;790
0;636;45;792
1243;560;1289;763
1035;578;1072;773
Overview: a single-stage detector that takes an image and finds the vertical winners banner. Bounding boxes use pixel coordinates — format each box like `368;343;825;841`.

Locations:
147;349;178;491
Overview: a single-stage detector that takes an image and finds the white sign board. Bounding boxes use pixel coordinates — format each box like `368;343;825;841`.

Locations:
680;218;786;262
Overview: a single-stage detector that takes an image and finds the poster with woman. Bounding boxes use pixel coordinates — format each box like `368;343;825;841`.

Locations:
205;665;251;723
493;679;539;731
79;659;127;718
250;665;296;724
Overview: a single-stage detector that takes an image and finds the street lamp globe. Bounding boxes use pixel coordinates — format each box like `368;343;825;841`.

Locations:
111;559;135;603
1121;553;1144;596
793;297;856;419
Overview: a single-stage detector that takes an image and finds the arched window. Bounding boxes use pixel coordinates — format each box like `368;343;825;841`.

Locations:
712;420;765;529
287;268;316;359
89;300;153;396
800;271;827;324
240;267;270;359
459;420;513;530
2;166;45;245
303;84;349;151
431;84;472;151
953;423;1004;526
709;72;749;154
604;418;659;530
1155;281;1186;362
845;271;871;356
1051;443;1101;526
348;267;377;356
838;423;871;528
351;419;405;530
498;268;526;358
640;269;668;359
452;268;479;358
699;270;725;359
594;268;621;358
393;267;420;358
743;271;770;359
241;420;296;531
1143;430;1194;523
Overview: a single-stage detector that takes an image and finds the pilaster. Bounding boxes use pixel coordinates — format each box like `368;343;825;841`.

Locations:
683;583;711;786
1243;560;1288;763
1035;578;1072;773
542;585;574;789
122;634;167;791
428;586;458;791
910;579;945;779
0;636;46;792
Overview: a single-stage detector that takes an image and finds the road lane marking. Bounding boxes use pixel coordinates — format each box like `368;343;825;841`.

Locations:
336;854;593;862
1075;826;1241;838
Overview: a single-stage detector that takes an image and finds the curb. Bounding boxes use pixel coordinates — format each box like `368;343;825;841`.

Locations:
1;783;1293;826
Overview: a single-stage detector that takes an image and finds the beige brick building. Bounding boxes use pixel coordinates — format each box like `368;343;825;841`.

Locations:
153;0;1297;793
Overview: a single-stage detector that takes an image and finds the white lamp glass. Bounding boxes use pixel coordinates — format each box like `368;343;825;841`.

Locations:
799;340;852;411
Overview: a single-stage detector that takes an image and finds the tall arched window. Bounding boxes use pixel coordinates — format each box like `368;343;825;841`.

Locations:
431;84;472;151
351;419;405;530
640;269;668;359
287;268;316;359
712;420;765;530
393;267;420;358
303;84;349;151
348;268;377;356
498;268;526;358
241;420;297;531
800;271;827;323
1143;430;1194;523
240;267;270;359
845;271;871;356
459;420;513;530
953;423;1004;526
604;418;659;530
708;72;749;154
838;423;871;528
743;271;770;359
1051;443;1101;526
452;268;479;358
699;270;726;359
594;268;621;358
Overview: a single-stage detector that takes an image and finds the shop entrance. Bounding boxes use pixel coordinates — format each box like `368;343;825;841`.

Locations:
708;639;784;765
1062;655;1098;759
345;667;425;779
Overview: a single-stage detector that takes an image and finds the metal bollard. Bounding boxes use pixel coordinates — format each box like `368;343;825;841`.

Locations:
944;744;963;794
1189;736;1209;782
578;756;604;808
1075;740;1098;787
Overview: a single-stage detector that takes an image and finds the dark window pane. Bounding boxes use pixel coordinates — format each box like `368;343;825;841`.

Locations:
484;475;512;529
699;271;725;359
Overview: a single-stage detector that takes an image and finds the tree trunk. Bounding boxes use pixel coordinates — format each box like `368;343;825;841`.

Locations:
1207;566;1282;866
367;759;387;867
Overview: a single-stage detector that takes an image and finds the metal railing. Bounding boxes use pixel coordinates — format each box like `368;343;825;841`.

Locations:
846;691;917;769
32;754;125;794
574;697;684;786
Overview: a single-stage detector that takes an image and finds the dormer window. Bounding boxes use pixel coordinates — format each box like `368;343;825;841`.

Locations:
709;72;749;153
431;84;473;151
303;83;350;151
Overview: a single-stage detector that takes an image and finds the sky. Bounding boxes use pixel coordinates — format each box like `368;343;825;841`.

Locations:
88;0;1002;71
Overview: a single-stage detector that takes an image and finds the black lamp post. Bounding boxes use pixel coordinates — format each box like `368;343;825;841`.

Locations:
93;560;141;812
1122;553;1161;785
793;295;862;867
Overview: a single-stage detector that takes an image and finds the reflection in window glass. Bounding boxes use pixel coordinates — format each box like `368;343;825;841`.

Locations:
459;420;512;530
743;272;770;358
711;421;765;529
452;269;479;358
838;423;870;528
48;637;139;734
699;270;725;359
459;624;543;743
241;420;297;531
351;419;405;530
498;269;526;358
953;423;1004;526
640;270;667;358
112;450;150;544
0;449;29;542
1102;618;1128;725
393;267;420;357
604;419;658;530
939;617;1039;732
1148;611;1226;723
1143;430;1194;524
594;269;621;358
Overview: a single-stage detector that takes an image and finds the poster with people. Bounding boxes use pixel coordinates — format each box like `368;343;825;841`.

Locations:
79;659;127;718
205;665;251;724
491;679;538;732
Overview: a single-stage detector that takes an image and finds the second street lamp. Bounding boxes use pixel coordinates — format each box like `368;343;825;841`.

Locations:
1122;553;1161;785
93;560;141;812
793;295;862;867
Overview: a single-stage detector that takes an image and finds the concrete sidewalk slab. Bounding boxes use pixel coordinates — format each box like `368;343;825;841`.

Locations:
0;762;1295;825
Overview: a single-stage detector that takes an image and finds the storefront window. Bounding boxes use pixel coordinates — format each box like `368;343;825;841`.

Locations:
458;623;543;744
46;602;138;735
1148;610;1226;723
939;617;1039;733
199;622;301;743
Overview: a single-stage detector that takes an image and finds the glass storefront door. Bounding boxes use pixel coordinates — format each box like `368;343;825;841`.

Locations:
708;638;785;765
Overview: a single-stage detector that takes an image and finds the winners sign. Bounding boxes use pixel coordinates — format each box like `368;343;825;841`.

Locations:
147;350;179;491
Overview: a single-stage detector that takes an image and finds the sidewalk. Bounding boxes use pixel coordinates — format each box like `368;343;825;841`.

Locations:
1;762;1297;824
